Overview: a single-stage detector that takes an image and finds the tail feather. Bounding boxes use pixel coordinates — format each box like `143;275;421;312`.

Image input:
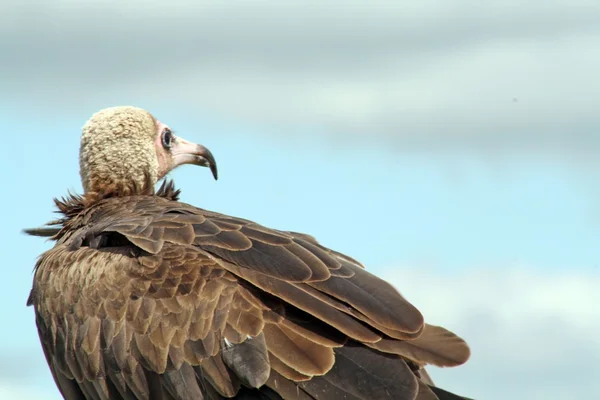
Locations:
252;345;471;400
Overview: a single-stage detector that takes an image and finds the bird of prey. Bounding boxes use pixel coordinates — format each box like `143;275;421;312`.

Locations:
25;106;472;400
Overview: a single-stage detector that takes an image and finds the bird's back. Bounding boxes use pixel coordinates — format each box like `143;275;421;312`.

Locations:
28;184;470;400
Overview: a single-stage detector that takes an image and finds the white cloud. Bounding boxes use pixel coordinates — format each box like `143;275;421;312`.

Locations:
382;265;600;400
0;382;59;400
2;1;600;162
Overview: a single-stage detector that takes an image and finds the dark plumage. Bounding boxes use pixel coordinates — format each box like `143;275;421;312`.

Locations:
26;106;471;400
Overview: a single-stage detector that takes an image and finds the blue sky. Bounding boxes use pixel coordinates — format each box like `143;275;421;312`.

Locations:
3;104;600;399
2;1;600;399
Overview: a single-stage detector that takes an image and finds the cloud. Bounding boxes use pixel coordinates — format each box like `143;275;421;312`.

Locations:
0;348;54;384
382;265;600;400
2;1;600;161
0;382;58;400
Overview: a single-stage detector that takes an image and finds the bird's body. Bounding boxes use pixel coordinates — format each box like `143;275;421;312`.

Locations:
26;107;471;400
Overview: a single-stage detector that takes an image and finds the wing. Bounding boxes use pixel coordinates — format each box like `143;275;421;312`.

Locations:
29;195;470;400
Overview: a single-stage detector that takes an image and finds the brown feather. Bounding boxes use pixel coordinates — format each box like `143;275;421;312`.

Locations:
218;260;382;343
304;344;419;400
263;323;335;376
222;332;271;388
309;265;424;334
162;363;205;400
268;352;312;382
26;181;471;400
367;324;471;367
197;356;239;397
265;369;314;400
416;380;441;400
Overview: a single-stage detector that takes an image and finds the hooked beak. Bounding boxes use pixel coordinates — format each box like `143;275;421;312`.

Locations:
171;137;218;180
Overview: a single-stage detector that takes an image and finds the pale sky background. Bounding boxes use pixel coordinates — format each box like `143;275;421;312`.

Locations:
1;1;600;399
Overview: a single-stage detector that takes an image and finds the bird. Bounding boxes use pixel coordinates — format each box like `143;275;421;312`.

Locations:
25;106;472;400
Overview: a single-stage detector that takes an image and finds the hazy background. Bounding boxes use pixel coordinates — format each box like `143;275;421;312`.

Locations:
1;1;600;399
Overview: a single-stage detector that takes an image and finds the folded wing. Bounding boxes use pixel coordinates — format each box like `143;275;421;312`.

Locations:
29;195;470;400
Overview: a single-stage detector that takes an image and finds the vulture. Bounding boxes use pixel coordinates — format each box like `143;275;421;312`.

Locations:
25;106;472;400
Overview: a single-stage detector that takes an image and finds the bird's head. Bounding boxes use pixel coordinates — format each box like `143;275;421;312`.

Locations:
79;106;217;197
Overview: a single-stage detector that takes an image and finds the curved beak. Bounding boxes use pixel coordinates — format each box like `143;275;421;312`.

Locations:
171;136;218;180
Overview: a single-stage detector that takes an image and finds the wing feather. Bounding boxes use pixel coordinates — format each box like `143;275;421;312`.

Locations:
262;323;335;376
29;195;470;400
366;324;471;367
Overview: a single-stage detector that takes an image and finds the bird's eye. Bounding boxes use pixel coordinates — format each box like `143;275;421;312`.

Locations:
161;128;173;149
